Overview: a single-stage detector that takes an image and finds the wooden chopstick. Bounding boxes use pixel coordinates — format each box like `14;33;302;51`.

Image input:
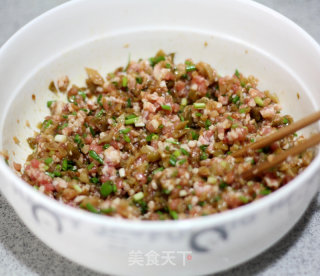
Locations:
241;132;320;180
232;110;320;158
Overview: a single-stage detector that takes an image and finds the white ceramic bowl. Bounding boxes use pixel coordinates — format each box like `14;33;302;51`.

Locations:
0;0;320;275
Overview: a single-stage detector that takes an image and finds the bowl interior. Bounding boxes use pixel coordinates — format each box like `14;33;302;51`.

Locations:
2;28;319;166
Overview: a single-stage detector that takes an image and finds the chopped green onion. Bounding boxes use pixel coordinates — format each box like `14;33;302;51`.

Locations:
125;117;139;124
178;159;187;165
239;108;247;114
53;171;62;177
43;119;53;129
180;148;189;156
101;207;114;214
44;157;53;166
293;133;298;137
86;203;99;214
125;115;139;125
47;100;55;108
100;181;114;198
96;110;104;118
283;117;289;124
179;115;185;122
231;124;238;129
146;133;158;142
62;159;68;171
181;73;188;79
162;189;171;195
58;123;68;130
149;55;165;67
120;128;131;134
205;119;211;130
166;138;179;145
78;91;87;100
219;181;227;190
89;126;96;136
123;134;131;143
169;210;179;220
126;114;137;119
122;76;128;87
195;112;202;117
186;65;196;72
169;155;177;166
68;95;77;104
89;150;104;164
260;189;271;195
199;145;208;152
73;184;82;193
87;163;94;170
254;97;264;107
173;150;181;157
133;191;144;201
45;172;55;178
200;153;208;160
227;116;234;121
239;196;249;203
127;98;132;107
161;104;172;111
97;94;102;106
165;63;171;68
136;76;143;84
103;144;110;149
90;177;99;184
193;103;206;109
191;131;199;140
232;95;240;104
74;134;82;144
185;60;196;72
235;69;240;78
153;167;164;174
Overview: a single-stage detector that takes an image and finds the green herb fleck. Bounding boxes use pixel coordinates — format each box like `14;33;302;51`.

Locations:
193;103;206;109
47;100;55;108
232;95;240;104
239;196;249;203
136;76;143;84
78;91;87;100
219;181;227;190
122;76;128;87
169;210;179;220
86;203;99;214
149;55;165;67
260;189;271;195
161;104;172;111
89;150;104;164
153;167;164;174
235;69;240;78
97;94;102;106
254;97;264;107
44;157;53;166
100;181;114;198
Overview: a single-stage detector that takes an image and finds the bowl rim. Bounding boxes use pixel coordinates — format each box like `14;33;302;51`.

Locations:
0;0;320;231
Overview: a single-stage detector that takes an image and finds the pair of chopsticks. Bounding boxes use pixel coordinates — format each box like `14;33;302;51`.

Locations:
232;111;320;180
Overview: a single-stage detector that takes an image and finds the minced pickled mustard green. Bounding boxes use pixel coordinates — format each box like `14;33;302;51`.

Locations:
19;51;314;220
